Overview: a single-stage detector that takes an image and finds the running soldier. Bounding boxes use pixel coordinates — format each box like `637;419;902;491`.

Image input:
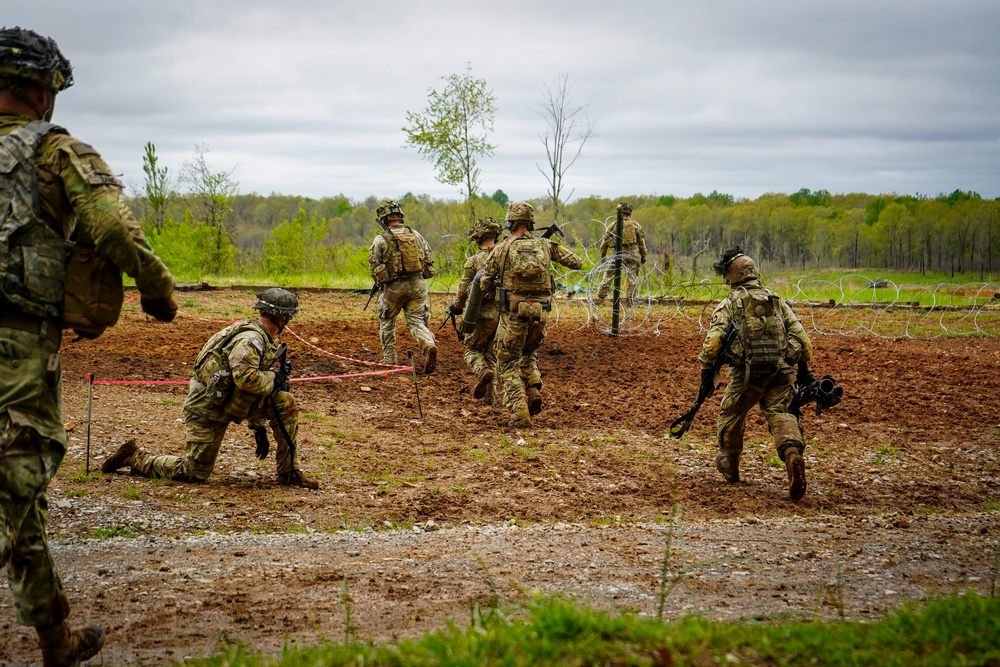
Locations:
0;27;177;666
448;216;502;405
479;202;583;428
698;248;813;500
102;289;320;489
368;200;437;373
596;202;647;304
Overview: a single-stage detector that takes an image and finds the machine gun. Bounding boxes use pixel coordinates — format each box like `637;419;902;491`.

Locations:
439;306;462;340
267;343;297;456
669;322;737;438
789;362;843;418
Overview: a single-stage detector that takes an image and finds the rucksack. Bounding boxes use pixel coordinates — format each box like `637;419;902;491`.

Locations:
505;236;551;293
731;286;787;372
622;219;637;245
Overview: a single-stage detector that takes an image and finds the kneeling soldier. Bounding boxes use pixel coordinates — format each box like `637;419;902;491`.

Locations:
103;289;319;489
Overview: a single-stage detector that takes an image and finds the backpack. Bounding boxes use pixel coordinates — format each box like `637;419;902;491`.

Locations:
622;219;637;245
383;227;425;279
505;235;551;293
730;286;787;372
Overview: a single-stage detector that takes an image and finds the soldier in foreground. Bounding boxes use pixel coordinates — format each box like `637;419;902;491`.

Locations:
479;202;583;428
698;248;813;500
368;200;438;373
0;27;177;666
595;202;647;305
448;216;502;405
102;289;319;489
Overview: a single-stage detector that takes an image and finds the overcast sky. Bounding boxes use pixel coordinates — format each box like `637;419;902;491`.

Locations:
7;1;1000;203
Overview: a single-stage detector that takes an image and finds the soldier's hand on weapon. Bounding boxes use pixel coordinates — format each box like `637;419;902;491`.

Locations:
699;367;718;395
796;361;815;388
447;304;463;317
273;367;290;393
141;293;178;322
253;427;270;460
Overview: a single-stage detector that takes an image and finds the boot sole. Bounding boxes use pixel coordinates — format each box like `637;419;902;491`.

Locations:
788;455;807;501
423;347;437;374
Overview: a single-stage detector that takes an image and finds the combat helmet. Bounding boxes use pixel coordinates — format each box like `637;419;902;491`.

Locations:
616;202;633;216
469;216;502;244
0;27;73;93
712;247;760;286
253;288;299;320
375;200;404;225
505;201;535;231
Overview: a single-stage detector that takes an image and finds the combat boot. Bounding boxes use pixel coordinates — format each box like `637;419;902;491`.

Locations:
277;469;320;489
423;346;437;374
785;450;807;501
37;621;104;667
715;452;740;484
101;439;138;473
473;370;494;399
526;386;543;416
506;413;532;429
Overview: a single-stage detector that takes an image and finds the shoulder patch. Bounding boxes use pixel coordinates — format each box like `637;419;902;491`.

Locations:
69;141;100;157
250;337;265;354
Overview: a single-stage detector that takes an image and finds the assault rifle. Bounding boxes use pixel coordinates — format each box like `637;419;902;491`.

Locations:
669;322;737;438
362;282;380;311
539;222;563;240
789;362;843;418
267;343;297;456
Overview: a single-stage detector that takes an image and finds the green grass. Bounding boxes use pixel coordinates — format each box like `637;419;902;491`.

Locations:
84;525;138;540
121;484;143;500
184;593;1000;666
981;499;1000;513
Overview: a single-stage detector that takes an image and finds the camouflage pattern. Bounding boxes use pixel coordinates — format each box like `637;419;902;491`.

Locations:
455;248;498;400
698;277;814;467
723;254;760;286
126;319;300;480
480;231;582;421
0;114;175;628
505;201;535;225
369;226;435;364
597;215;647;300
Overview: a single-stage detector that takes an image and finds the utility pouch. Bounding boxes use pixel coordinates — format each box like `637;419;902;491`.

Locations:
62;233;124;340
514;300;544;321
372;264;389;286
496;287;509;312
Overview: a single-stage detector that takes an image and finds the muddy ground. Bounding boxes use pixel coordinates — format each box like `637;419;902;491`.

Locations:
1;289;998;666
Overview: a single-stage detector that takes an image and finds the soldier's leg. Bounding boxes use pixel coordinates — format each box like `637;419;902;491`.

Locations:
129;415;228;482
495;314;531;422
402;280;437;358
625;258;641;301
265;390;300;475
761;374;807;500
522;319;547;415
377;287;404;364
714;374;764;483
596;263;613;301
0;424;70;627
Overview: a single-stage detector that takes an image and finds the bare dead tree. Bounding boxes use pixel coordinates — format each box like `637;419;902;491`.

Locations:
536;73;596;223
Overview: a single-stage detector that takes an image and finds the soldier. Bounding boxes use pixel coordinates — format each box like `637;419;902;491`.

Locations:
368;200;437;373
479;202;583;428
448;216;502;405
102;289;320;489
595;202;647;305
0;27;177;666
698;248;813;500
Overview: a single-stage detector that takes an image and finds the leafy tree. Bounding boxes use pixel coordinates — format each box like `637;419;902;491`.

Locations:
491;189;509;208
141;141;172;231
403;64;497;220
536;73;595;223
180;144;239;274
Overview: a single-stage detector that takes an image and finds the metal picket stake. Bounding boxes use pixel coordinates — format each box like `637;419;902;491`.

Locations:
85;372;94;475
407;349;423;419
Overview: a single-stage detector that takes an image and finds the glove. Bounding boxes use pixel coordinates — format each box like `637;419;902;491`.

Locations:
141;293;178;322
448;304;463;317
796;362;814;388
699;367;717;397
273;368;290;393
253;428;270;460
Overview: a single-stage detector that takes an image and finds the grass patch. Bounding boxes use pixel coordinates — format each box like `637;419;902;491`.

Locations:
120;484;143;500
765;455;784;468
69;470;102;482
981;499;1000;513
85;525;139;540
65;489;87;498
185;593;1000;666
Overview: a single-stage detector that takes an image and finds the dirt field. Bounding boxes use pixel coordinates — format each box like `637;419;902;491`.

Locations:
1;289;998;666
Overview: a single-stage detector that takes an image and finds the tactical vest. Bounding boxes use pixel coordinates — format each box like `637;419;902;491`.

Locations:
730;286;787;372
0;121;67;319
503;235;552;294
382;227;424;280
193;320;276;420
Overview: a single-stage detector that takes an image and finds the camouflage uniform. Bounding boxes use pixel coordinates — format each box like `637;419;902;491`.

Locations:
698;253;813;497
597;208;647;302
455;247;499;403
125;318;301;481
480;202;582;426
368;223;436;365
0;113;175;632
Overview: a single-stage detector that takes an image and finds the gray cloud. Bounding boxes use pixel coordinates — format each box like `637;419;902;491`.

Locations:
7;0;999;201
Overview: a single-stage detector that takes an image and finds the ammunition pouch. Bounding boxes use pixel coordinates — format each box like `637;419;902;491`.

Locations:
372;264;389;287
